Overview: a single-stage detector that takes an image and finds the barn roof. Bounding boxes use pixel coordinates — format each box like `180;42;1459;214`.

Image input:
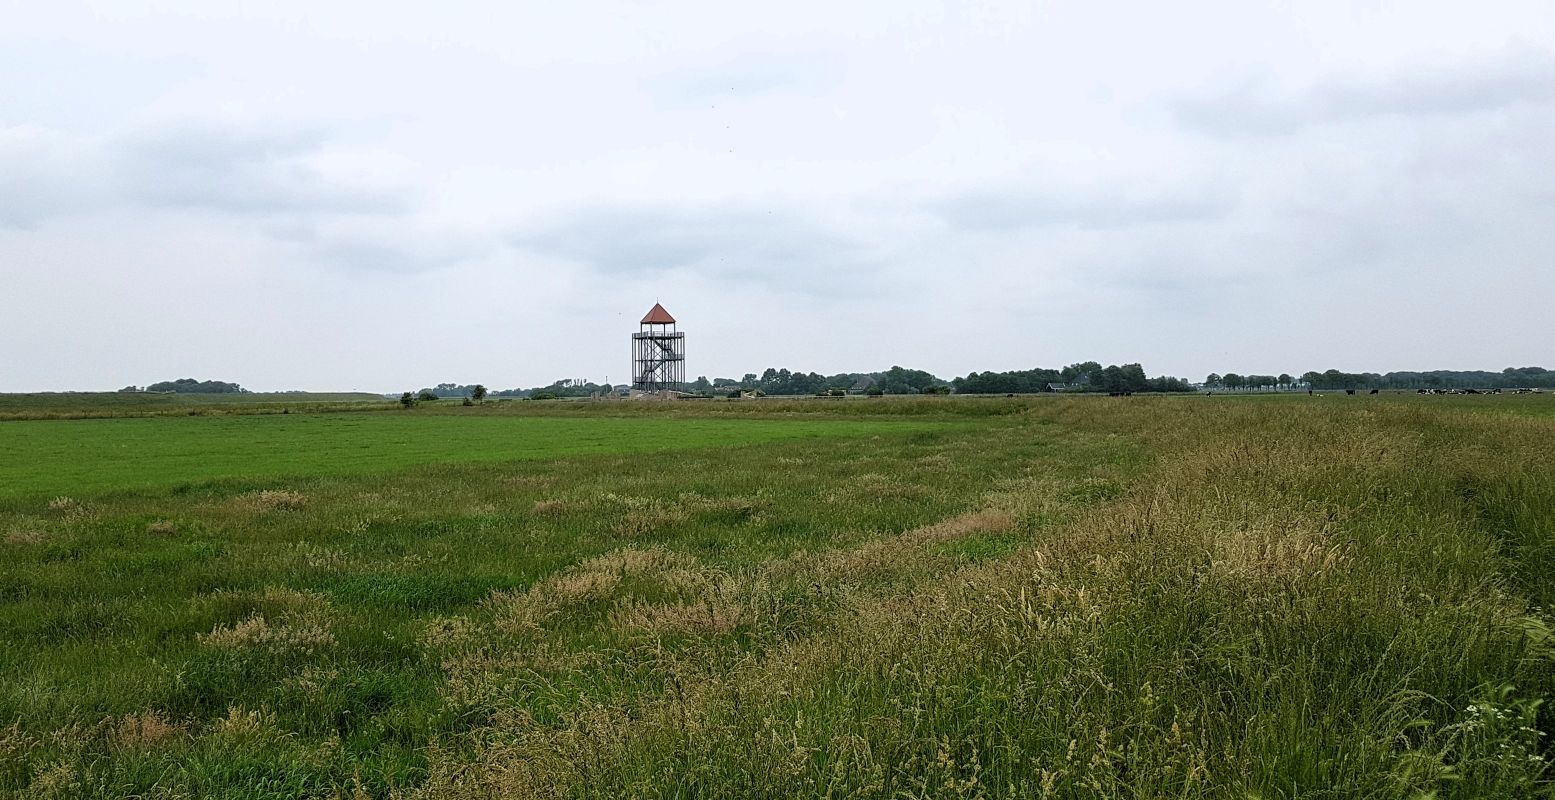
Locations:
641;303;676;324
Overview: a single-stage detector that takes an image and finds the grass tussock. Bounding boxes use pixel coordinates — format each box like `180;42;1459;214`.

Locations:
234;489;308;512
4;528;48;545
144;519;178;536
108;710;183;753
199;616;336;656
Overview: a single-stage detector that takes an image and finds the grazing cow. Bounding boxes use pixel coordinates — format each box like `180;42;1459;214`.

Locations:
1345;389;1356;395
1369;389;1379;395
1417;389;1428;394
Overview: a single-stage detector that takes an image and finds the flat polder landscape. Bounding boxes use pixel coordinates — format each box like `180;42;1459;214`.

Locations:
2;393;1553;798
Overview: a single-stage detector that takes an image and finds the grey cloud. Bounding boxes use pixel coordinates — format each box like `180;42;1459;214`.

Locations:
1175;50;1555;137
512;204;884;294
110;122;407;215
934;183;1233;232
308;236;485;274
0;127;106;228
261;214;489;274
0;121;407;228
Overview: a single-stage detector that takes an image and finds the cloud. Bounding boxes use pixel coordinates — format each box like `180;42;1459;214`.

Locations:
933;181;1234;232
0;119;467;274
110;122;406;215
0;120;407;229
0;126;106;228
307;230;489;274
645;52;841;106
511;203;888;295
1175;49;1555;137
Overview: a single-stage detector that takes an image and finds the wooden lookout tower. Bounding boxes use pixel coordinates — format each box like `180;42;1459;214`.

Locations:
631;303;685;393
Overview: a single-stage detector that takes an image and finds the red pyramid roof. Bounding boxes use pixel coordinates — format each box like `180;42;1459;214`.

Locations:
641;303;676;324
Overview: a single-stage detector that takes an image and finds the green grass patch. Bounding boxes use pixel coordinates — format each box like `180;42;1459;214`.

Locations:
0;414;951;505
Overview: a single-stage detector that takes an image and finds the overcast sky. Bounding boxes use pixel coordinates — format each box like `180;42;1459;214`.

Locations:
4;1;1553;391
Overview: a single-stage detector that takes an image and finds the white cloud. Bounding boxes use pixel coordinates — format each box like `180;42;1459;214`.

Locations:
1174;48;1555;137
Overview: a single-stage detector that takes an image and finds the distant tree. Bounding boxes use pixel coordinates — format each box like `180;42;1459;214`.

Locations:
953;367;1061;394
1205;373;1222;387
1278;373;1294;389
145;378;247;394
876;365;944;394
866;386;884;397
1222;373;1245;390
399;392;415;409
1062;362;1103;384
955;362;1184;394
417;389;440;402
1322;369;1362;390
471;384;488;403
692;376;711;392
1119;363;1148;393
1147;376;1192;392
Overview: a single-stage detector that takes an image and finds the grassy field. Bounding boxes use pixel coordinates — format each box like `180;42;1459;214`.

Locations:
0;414;951;506
0;392;391;422
1;394;1553;798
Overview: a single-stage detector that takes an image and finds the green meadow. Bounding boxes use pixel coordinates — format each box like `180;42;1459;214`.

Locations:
1;394;1553;798
0;413;948;505
0;392;389;422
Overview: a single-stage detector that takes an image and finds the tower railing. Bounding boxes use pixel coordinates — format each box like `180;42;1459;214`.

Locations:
632;322;685;391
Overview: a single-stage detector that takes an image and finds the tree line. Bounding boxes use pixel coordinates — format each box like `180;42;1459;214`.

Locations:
410;362;1193;399
953;362;1191;394
1205;367;1555;391
125;366;1555;402
120;379;249;394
